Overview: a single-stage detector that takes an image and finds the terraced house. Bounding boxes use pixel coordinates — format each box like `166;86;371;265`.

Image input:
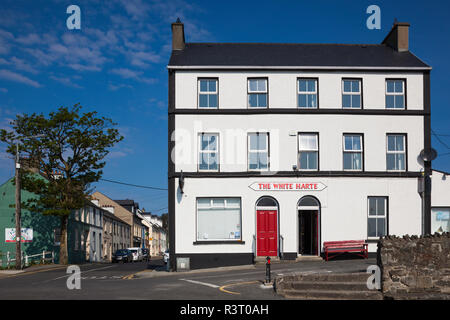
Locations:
168;20;449;271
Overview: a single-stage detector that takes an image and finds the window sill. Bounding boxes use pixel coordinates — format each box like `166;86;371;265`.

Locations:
193;240;245;245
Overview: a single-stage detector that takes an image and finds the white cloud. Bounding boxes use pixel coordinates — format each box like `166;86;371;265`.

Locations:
10;56;39;74
15;33;41;45
49;75;83;89
0;69;41;88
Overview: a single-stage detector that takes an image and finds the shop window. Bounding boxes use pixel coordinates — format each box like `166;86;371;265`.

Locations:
196;198;241;241
431;208;449;234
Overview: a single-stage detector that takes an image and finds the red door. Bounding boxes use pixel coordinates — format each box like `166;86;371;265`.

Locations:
257;210;278;256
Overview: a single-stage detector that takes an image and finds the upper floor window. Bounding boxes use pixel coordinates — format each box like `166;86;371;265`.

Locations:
343;134;363;171
386;134;406;171
298;79;318;108
248;133;269;171
298;133;319;170
342;79;362;109
198;133;219;171
198;79;218;108
386;80;405;109
248;78;268;108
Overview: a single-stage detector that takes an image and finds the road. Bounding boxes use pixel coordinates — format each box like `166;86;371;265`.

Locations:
0;257;376;300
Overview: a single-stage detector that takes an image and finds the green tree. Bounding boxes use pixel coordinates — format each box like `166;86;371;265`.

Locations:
0;104;123;264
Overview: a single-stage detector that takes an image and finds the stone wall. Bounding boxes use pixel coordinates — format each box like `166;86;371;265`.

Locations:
377;232;450;299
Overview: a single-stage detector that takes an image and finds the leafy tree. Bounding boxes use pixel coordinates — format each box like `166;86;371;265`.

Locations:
0;104;123;264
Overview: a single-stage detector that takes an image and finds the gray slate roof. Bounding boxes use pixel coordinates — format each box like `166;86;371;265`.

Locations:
168;43;430;69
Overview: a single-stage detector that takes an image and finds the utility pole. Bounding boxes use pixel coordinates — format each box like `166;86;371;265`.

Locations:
15;142;22;270
13;134;45;270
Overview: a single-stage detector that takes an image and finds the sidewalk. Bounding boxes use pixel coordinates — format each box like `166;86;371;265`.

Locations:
0;264;67;278
135;257;376;279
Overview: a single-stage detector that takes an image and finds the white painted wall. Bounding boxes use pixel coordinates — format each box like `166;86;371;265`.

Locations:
431;170;450;207
175;71;423;110
174;177;422;254
174;114;424;173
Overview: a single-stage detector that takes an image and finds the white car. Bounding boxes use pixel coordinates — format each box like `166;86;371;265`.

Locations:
128;247;143;262
163;249;169;264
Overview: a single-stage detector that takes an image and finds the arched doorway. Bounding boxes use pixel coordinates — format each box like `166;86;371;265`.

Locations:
256;196;279;257
298;196;320;256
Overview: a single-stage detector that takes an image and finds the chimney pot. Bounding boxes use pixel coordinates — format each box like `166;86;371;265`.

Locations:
171;19;185;51
382;21;410;52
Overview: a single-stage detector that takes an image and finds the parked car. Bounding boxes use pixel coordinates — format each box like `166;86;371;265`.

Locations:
163;249;169;264
128;247;143;262
142;248;150;261
112;249;133;263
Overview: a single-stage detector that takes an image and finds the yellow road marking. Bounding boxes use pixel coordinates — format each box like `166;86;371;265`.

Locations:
122;273;137;280
219;280;260;295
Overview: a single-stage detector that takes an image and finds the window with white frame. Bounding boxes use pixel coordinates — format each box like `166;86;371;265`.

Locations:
196;198;241;241
343;134;363;170
248;133;269;171
248;78;268;108
298;133;318;170
386;80;405;109
342;79;362;108
387;134;406;171
198;79;218;108
198;133;219;171
298;79;318;108
368;197;387;238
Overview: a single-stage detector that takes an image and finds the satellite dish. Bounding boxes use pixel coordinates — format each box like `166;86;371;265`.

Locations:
419;148;438;162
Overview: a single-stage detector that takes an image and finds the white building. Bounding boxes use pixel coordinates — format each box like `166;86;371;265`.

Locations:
168;20;444;270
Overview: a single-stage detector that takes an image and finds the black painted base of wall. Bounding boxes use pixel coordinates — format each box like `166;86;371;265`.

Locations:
281;252;297;260
174;253;254;270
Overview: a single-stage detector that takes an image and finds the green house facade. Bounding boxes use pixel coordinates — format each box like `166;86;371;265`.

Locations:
0;175;94;266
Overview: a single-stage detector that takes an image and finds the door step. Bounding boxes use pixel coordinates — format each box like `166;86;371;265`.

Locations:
275;272;383;300
295;256;323;262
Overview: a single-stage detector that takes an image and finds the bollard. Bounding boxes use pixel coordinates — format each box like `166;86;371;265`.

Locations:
265;256;271;283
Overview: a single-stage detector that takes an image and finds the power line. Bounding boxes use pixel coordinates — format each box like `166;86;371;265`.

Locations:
99;178;168;191
431;129;450;150
149;206;168;213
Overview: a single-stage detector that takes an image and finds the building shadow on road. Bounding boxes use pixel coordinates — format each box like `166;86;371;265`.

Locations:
146;259;167;271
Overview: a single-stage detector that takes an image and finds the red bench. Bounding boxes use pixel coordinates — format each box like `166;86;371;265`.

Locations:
323;240;368;261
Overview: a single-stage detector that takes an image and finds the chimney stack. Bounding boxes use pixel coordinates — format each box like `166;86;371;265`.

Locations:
171;18;185;51
382;21;410;52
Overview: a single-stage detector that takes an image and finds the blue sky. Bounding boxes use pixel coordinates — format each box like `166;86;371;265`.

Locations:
0;0;449;213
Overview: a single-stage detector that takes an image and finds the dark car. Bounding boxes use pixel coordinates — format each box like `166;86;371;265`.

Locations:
141;248;150;261
112;249;133;263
